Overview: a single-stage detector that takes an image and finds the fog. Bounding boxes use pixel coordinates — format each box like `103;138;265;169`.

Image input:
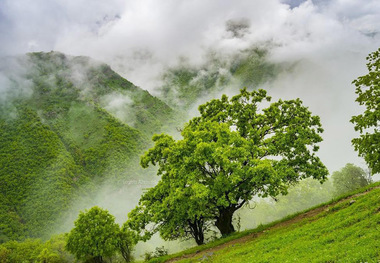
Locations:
1;0;380;257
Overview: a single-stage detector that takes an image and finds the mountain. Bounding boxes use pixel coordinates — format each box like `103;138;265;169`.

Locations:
0;46;282;242
159;47;278;110
0;51;173;241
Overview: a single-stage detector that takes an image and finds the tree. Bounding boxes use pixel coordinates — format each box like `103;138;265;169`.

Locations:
0;235;74;263
0;239;43;263
331;163;372;195
351;48;380;174
127;173;213;245
118;223;138;262
66;206;119;263
128;88;328;242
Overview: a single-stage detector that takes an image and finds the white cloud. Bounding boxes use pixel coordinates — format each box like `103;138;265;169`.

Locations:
1;1;380;252
1;0;379;172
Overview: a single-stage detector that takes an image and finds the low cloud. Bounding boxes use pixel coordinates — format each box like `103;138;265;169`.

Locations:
1;0;380;252
3;0;377;171
0;56;34;119
100;92;136;127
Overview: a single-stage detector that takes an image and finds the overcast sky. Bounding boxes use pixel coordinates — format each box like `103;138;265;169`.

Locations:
1;0;380;173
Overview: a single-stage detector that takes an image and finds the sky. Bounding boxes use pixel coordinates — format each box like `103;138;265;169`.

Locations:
1;0;380;174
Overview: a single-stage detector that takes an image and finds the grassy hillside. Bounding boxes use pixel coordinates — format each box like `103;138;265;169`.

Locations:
0;52;174;241
153;182;380;263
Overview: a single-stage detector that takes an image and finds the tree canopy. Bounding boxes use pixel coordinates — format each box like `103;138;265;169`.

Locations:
128;88;328;244
332;163;371;195
351;48;380;174
66;206;120;263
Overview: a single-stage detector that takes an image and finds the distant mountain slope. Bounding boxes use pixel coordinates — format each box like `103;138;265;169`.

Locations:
159;47;278;110
0;52;174;241
0;107;80;241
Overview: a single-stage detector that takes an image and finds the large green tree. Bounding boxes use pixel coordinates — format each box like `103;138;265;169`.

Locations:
351;48;380;174
128;88;328;243
66;206;120;263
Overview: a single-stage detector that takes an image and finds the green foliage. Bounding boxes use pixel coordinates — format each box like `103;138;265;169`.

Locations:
0;107;79;240
351;48;380;174
128;88;328;244
0;239;43;262
118;223;138;263
144;246;168;262
127;168;212;245
66;206;120;262
0;51;173;241
331;163;371;195
0;235;73;262
65;207;137;262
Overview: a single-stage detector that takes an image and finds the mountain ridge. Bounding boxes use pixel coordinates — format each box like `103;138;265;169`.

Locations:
0;51;174;241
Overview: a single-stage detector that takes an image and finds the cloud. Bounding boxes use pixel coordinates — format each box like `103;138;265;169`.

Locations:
2;1;378;76
2;0;379;171
1;1;378;58
0;56;34;117
0;0;125;56
1;1;379;158
100;92;136;127
1;0;380;253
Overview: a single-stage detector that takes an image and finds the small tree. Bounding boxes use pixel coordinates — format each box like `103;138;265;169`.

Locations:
118;223;138;262
128;88;328;242
66;206;119;263
37;248;60;263
127;176;213;245
332;163;372;195
351;48;380;174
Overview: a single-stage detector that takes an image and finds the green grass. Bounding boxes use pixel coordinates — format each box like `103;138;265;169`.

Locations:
151;182;380;263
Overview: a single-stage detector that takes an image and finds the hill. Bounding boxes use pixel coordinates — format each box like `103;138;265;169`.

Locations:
0;52;173;242
153;183;380;262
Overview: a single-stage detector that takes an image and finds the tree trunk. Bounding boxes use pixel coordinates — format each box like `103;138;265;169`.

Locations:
120;244;133;262
92;256;104;263
188;219;205;245
215;207;235;236
194;229;205;245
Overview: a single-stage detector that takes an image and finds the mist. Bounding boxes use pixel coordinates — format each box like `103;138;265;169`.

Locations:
1;0;380;258
2;1;379;172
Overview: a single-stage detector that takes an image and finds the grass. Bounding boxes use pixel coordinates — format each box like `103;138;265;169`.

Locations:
150;182;380;262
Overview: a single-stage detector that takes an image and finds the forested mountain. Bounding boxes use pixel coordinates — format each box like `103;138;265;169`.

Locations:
0;47;278;243
159;47;277;110
0;52;173;241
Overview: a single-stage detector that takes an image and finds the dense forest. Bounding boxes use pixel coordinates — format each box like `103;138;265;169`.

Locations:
0;51;173;241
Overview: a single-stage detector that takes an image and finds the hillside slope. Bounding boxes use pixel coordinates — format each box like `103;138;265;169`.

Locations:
0;52;174;241
157;183;380;263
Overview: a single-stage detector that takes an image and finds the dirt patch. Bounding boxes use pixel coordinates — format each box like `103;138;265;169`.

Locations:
166;185;380;262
